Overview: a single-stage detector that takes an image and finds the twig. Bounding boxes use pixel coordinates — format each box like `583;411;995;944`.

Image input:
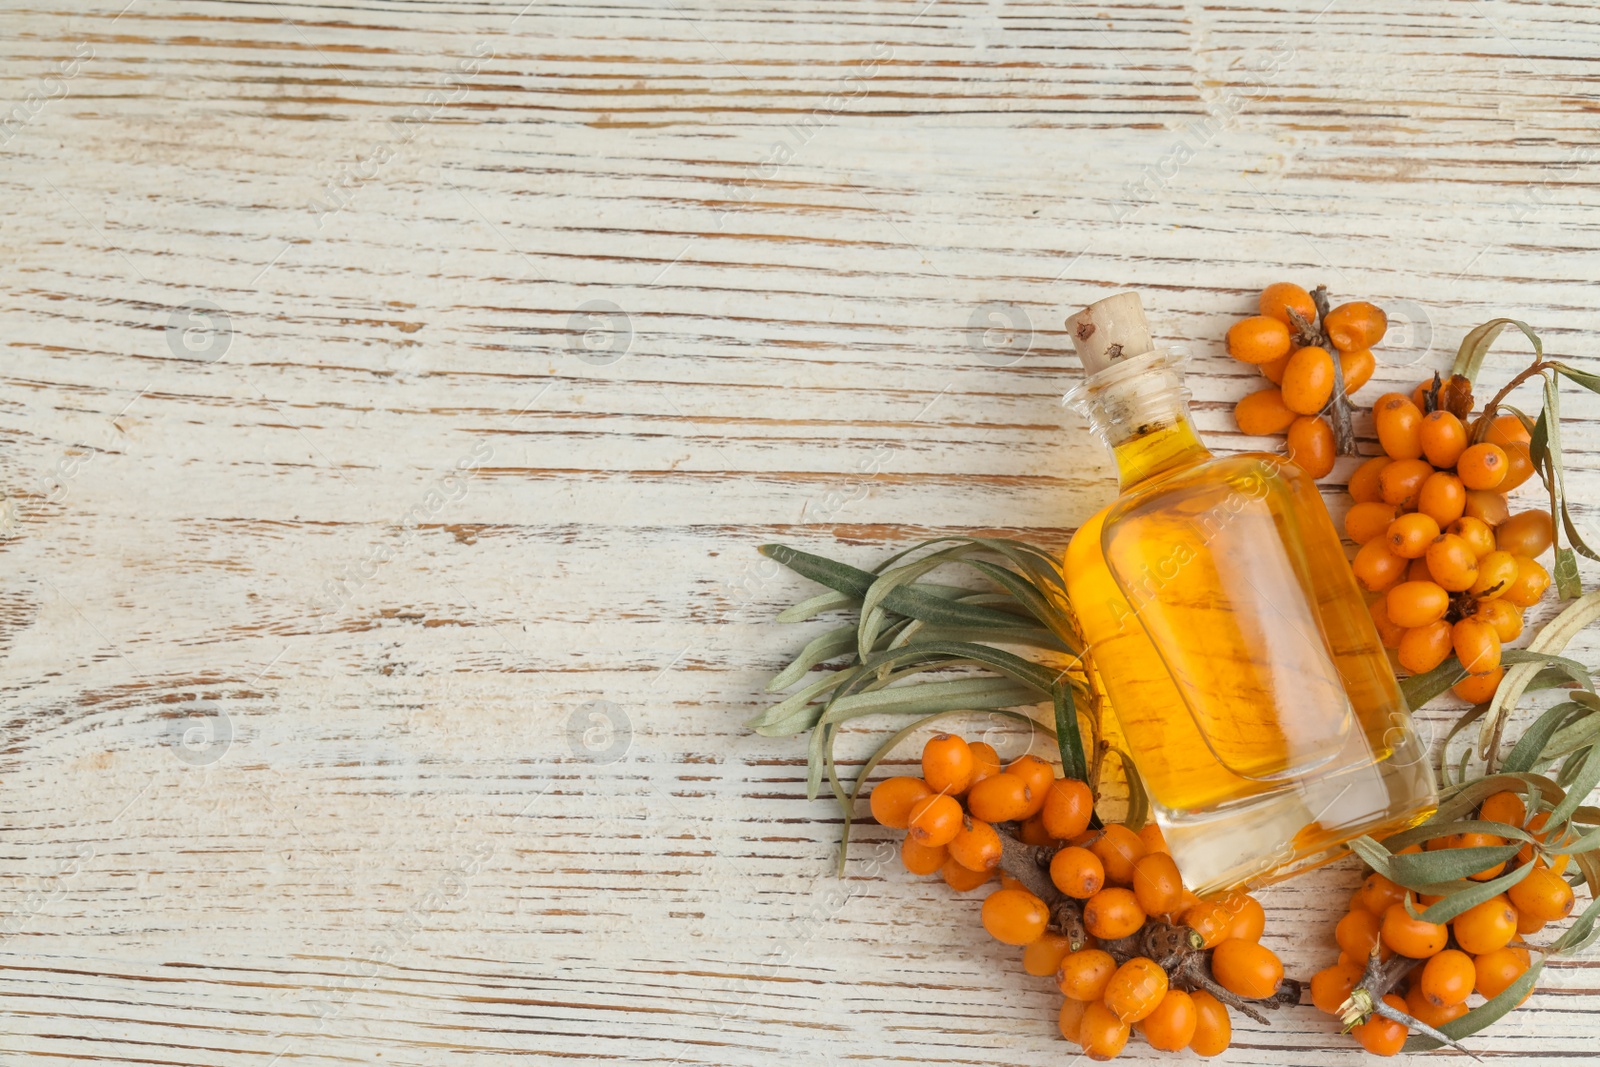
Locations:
995;826;1060;906
1297;286;1358;456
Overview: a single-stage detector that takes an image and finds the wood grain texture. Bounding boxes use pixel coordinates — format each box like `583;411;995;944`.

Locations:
2;0;1599;1062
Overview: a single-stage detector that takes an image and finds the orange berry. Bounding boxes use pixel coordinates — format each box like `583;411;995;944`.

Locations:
941;853;994;891
900;836;946;875
1497;510;1555;559
966;772;1032;823
1474;945;1531;999
1508;865;1575;923
1370;596;1406;649
1139;988;1198;1051
1398;620;1454;673
1380;901;1448;957
1407;983;1470;1030
1487;413;1536;492
1348;455;1391;504
1353;538;1409;591
1352;993;1408;1056
1501;555;1551;607
1083;886;1146;940
1212;939;1283;999
869;776;932;829
947;817;1002;871
1088;824;1147;885
1420;948;1475;1006
1105;956;1169;1023
1259;282;1316;325
1226;895;1266;942
1183;900;1235;949
1078;1000;1131;1060
1131;851;1184;916
1387;513;1441;559
1325;300;1388;352
1137;821;1170;856
1469;550;1519;599
1018;812;1057;847
1425;533;1479;591
1282;345;1336;414
1447;516;1497;558
1386;580;1449;627
1458;442;1509;490
1417;471;1467;526
1058;997;1088;1046
1453;616;1503;675
1057;947;1118;1000
1336;907;1383;959
907;793;963;847
1374;393;1424;459
1420;410;1469;468
1452;667;1504;703
1041;778;1094;840
1379;458;1436;510
1340;347;1376;393
1360;872;1407;915
1475;598;1524;642
981;886;1050;945
1480;790;1527;828
1227;315;1293;364
967;741;1001;785
1022;932;1074;977
1346;501;1402;544
1051;845;1106;899
1234;387;1298;436
1259;352;1290;384
1286;415;1336;478
921;733;974;795
1187;991;1231;1057
1310;962;1363;1014
1464;489;1511;527
1005;754;1055;818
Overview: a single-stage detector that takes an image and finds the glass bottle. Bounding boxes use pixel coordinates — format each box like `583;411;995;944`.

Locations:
1062;292;1436;895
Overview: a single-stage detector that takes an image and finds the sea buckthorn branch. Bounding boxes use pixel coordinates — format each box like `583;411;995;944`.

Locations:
1301;285;1357;456
1337;946;1479;1057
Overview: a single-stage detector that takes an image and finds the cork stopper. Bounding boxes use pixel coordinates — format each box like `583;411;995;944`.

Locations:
1068;292;1155;376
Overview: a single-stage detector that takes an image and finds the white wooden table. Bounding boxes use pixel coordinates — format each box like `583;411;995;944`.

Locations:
4;2;1599;1063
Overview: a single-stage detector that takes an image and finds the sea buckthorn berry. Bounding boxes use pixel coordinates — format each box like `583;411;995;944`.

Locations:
1447;517;1496;559
1398;620;1453;674
1139;988;1198;1051
1379;458;1436;510
1340;347;1376;394
1234;387;1298;436
870;776;932;829
1508;865;1575;922
1282;346;1336;414
1346;501;1402;544
1407;983;1470;1030
1370;597;1406;649
1018;812;1056;847
1464;489;1511;527
1078;1001;1131;1060
1311;961;1364;1014
1286;415;1336;478
1455;895;1518;954
1381;901;1448;957
1474;598;1524;643
1058;998;1087;1046
906;793;963;847
1356;873;1404;914
1452;667;1504;703
1353;994;1409;1056
1083;886;1146;940
1131;851;1184;915
1387;514;1441;559
1453;617;1503;675
1501;555;1551;607
1022;932;1074;977
1474;945;1531;999
1187;991;1232;1057
1227;895;1266;942
966;772;1032;823
1420;410;1469;468
1386;580;1450;628
900;836;946;875
1420;948;1475;1006
1137;821;1170;856
1212;939;1283;999
1487;413;1536;492
1353;538;1409;592
1517;909;1547;935
1105;956;1169;1023
1335;907;1383;958
981;887;1050;945
1325;300;1387;352
941;853;994;891
1227;315;1293;364
1088;824;1147;884
1417;471;1467;526
1497;510;1554;559
1041;778;1094;840
1005;754;1055;818
967;741;1002;786
1425;533;1479;591
1374;393;1424;459
1259;281;1316;325
1348;456;1390;503
1480;790;1527;828
1259;353;1291;384
947;817;1002;871
1407;556;1434;582
1183;900;1234;949
1458;442;1509;490
1057;947;1118;1000
1470;550;1519;600
1051;846;1106;899
921;733;974;795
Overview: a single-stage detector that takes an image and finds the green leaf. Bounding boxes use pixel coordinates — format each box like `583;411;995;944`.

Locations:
1547;740;1600;826
1449;318;1542;384
766;624;858;693
1554;546;1583;600
748;670;856;735
1417;861;1534;923
1501;701;1587;773
1555;361;1600;394
964;558;1076;650
1386;843;1521;885
1400;656;1467;710
774;588;857;623
1481;589;1600;760
1052;680;1088;782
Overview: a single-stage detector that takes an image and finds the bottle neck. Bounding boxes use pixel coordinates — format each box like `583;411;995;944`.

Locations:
1068;351;1212;491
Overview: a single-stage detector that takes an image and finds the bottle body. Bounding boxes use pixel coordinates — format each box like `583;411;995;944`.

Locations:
1064;354;1435;894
